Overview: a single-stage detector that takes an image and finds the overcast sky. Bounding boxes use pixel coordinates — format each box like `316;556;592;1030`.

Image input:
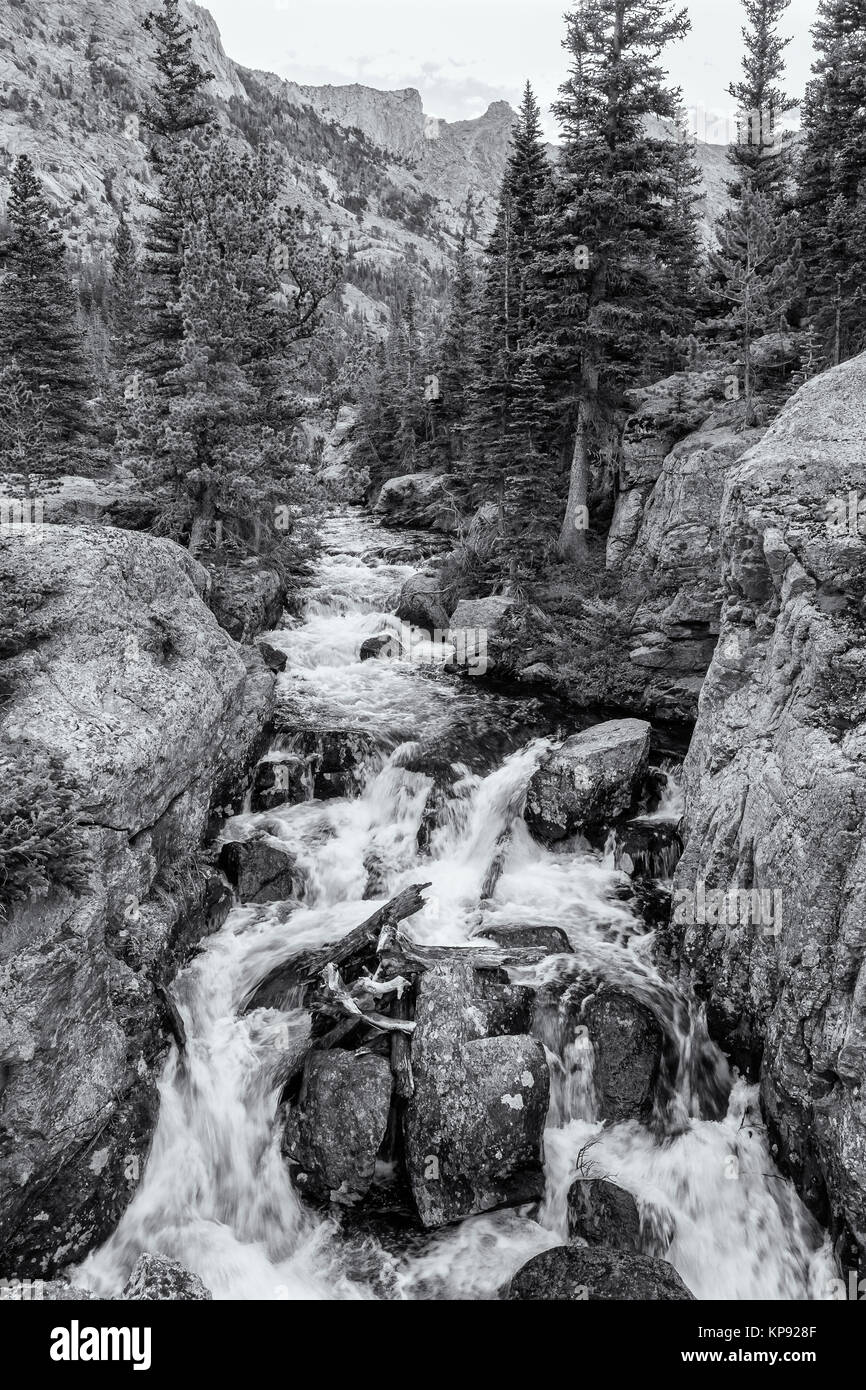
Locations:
204;0;820;142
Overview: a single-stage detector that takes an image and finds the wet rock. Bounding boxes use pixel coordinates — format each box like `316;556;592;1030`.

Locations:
208;558;285;642
219;836;296;903
503;1246;694;1300
284;1051;393;1204
673;351;866;1250
121;1253;212;1301
567;1179;642;1252
584;987;663;1122
360;633;394;661
0;525;275;1276
610;820;682;880
525;719;652;842
252;729;377;810
256;639;287;673
39;1280;97;1300
475;924;573;955
404;961;549;1227
395;574;450;634
375;472;459;533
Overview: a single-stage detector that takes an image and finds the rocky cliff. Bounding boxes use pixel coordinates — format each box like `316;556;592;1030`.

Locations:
672;353;866;1259
0;0;728;332
0;524;274;1274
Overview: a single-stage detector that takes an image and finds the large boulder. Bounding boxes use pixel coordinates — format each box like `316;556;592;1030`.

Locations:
208;556;286;642
672;352;866;1256
584;987;663;1122
284;1051;393;1204
448;596;515;637
475;925;573;955
404;961;549;1227
0;525;274;1275
503;1246;694;1300
121;1253;212;1301
525;719;652;842
567;1178;642;1251
375;472;459;533
395;574;450;634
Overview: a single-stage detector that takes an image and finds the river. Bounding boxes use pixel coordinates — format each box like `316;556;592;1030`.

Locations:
78;509;836;1301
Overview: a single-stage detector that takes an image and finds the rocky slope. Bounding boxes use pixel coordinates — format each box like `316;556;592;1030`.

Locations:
0;524;274;1274
672;353;866;1259
0;0;729;330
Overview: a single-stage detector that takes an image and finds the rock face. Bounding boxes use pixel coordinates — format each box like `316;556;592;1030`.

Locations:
395;574;451;634
584;988;663;1122
525;719;652;842
567;1179;642;1252
375;474;460;534
404;961;550;1227
672;353;866;1255
283;1051;393;1203
121;1253;212;1301
0;526;274;1275
503;1246;694;1300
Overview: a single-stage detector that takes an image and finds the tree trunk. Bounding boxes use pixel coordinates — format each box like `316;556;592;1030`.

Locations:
559;396;591;562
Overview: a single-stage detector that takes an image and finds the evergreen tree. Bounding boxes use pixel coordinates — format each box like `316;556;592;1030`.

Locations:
0;154;93;465
108;211;140;376
797;0;866;363
467;82;553;512
436;234;477;462
541;0;701;562
704;188;795;424
726;0;797;201
0;363;51;498
138;0;214;391
128;140;342;555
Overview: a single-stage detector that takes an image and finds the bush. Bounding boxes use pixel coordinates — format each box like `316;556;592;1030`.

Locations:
0;747;92;921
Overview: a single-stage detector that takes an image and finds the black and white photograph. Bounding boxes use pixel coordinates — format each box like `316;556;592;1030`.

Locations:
0;0;864;1345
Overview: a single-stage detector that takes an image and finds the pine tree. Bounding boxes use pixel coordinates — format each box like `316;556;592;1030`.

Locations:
0;363;51;498
797;0;866;363
726;0;797;201
467;82;553;513
128;140;341;556
137;0;214;391
704;187;795;424
541;0;701;563
0;155;93;465
108;211;140;376
436;234;477;463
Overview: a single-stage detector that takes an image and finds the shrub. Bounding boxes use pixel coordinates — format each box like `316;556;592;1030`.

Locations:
0;746;92;921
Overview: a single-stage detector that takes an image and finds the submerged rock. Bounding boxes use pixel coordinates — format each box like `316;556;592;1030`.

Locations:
567;1179;642;1252
218;836;296;903
525;718;652;842
503;1245;694;1300
284;1051;393;1205
475;924;573;955
122;1253;212;1301
404;960;549;1227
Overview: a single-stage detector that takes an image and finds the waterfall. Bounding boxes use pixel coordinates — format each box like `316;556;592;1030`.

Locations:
77;507;837;1301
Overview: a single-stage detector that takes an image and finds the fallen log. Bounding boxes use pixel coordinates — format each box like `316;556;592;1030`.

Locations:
243;883;430;1013
379;933;550;977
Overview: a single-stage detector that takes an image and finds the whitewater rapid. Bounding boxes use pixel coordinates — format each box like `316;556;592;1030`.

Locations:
78;510;837;1301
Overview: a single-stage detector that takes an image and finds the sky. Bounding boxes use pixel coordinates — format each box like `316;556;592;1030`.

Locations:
204;0;821;142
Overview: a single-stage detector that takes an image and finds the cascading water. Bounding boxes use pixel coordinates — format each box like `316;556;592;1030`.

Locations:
78;509;837;1301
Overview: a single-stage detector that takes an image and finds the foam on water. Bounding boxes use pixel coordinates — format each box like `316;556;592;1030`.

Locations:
78;510;836;1301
